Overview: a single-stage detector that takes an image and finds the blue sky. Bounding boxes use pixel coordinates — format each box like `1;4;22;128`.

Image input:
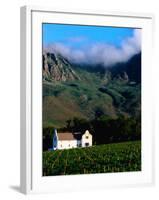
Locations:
42;23;141;66
43;23;134;48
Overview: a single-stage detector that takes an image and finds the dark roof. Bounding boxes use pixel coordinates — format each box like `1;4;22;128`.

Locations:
73;132;82;140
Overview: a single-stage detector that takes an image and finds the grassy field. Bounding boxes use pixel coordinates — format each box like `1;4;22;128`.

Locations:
43;141;141;176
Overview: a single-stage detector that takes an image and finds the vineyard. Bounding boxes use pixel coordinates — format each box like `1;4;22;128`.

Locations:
43;141;141;176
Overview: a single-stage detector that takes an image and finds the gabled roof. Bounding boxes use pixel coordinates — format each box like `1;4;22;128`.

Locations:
57;132;75;141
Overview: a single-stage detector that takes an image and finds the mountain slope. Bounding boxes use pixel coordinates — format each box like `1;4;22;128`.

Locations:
43;52;141;128
43;52;80;82
109;53;141;83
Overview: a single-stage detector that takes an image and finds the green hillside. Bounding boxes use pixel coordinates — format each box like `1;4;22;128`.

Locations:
43;64;141;128
43;53;141;128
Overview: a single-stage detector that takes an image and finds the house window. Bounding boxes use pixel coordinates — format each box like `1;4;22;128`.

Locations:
86;136;89;139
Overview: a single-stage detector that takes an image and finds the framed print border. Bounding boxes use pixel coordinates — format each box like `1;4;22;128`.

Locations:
20;6;154;194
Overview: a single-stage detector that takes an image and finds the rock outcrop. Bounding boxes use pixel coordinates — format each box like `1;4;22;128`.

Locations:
43;52;80;82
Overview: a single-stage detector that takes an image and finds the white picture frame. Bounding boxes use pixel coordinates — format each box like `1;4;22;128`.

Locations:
20;5;154;194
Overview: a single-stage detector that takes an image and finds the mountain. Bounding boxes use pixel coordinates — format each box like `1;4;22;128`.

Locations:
43;52;141;128
43;52;80;82
109;53;141;83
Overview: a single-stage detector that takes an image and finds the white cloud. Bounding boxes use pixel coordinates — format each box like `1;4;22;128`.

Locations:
44;29;141;67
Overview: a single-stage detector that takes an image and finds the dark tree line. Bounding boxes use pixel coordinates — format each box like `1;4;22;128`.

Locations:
43;115;141;151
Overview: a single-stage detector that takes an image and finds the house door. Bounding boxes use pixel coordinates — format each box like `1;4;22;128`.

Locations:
85;143;89;147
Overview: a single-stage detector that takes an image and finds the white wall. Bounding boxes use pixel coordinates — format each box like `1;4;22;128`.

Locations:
82;130;92;147
0;0;158;199
58;140;77;149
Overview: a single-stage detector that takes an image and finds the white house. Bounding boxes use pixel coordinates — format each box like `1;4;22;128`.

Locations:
52;129;92;150
82;130;92;147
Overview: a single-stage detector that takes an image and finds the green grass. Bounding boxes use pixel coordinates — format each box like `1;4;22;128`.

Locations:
43;140;141;176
